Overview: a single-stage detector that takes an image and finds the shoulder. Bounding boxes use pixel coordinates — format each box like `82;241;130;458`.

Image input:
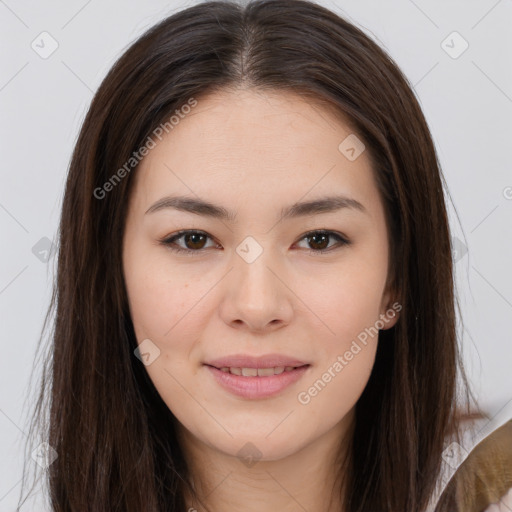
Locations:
446;419;512;512
428;403;512;512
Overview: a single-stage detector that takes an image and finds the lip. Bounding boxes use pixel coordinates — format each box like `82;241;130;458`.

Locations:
205;364;311;399
204;353;309;369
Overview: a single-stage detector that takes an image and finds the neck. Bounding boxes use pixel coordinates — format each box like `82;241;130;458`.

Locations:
178;410;354;512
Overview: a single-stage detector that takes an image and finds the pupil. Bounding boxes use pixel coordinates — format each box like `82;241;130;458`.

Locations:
186;233;205;249
309;233;328;250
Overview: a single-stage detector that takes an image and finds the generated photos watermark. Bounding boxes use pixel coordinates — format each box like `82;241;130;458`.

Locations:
297;301;402;405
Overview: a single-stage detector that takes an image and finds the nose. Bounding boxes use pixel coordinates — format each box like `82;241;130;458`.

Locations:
218;247;294;333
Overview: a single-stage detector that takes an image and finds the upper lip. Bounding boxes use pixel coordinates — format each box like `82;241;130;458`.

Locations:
204;354;309;369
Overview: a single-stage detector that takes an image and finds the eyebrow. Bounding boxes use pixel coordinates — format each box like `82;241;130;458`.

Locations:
144;194;367;221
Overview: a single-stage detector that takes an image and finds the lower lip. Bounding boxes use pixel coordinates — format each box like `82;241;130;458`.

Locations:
205;365;310;399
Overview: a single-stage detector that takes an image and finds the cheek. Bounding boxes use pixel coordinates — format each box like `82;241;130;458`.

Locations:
294;271;383;421
123;253;209;414
296;340;377;434
124;247;207;343
293;261;386;355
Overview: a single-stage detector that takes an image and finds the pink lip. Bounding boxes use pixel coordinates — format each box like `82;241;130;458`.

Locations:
204;365;311;399
205;353;308;369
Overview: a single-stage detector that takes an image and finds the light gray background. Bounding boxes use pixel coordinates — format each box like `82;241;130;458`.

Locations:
1;0;511;509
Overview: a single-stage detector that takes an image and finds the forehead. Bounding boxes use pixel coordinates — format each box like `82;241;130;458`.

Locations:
176;87;358;151
130;88;381;222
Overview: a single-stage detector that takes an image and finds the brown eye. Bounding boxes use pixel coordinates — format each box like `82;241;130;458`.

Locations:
296;230;350;253
182;232;207;250
160;229;350;256
307;232;330;250
159;230;217;254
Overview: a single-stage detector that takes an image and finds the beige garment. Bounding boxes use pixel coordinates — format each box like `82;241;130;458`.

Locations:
436;419;512;512
483;486;512;511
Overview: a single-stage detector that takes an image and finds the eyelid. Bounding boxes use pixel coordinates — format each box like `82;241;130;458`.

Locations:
158;229;351;255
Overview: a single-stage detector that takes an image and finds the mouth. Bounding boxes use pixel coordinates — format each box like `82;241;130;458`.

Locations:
203;362;311;399
204;364;310;377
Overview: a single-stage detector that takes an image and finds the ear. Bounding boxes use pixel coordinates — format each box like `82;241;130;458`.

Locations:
379;284;401;330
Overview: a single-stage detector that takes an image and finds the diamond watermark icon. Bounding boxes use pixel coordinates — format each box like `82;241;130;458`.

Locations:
441;31;469;59
236;236;263;264
236;441;263;468
31;31;59;59
442;441;469;470
32;236;55;263
451;236;468;263
31;442;58;469
134;338;161;366
338;134;365;161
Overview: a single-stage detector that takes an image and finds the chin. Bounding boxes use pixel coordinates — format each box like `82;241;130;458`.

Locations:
210;432;307;463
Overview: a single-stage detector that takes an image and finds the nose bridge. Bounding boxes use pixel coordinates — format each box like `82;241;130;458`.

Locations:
233;234;280;299
220;234;293;330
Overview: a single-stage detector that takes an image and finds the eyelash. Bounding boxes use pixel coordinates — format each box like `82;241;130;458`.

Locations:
158;229;350;256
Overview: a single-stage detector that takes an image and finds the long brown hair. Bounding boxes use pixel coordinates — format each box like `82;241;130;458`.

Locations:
18;0;475;510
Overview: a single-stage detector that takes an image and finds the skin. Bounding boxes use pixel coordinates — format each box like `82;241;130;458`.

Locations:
122;88;400;512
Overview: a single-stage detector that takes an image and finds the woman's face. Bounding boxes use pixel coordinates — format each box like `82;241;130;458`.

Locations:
122;88;399;461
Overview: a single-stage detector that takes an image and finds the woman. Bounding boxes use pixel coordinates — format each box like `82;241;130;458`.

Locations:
18;0;512;511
